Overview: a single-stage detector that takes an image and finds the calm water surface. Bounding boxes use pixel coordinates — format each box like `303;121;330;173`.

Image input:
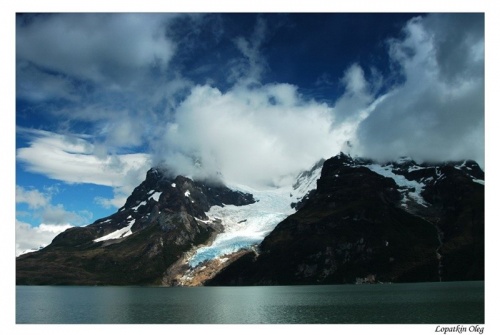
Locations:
16;281;484;324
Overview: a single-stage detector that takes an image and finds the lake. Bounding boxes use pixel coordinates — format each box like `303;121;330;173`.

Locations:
16;281;484;324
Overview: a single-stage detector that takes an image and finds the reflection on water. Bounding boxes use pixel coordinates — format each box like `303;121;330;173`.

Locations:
16;281;484;324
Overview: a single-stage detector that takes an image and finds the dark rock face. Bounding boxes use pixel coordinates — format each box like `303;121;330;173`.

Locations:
208;154;484;285
16;168;255;285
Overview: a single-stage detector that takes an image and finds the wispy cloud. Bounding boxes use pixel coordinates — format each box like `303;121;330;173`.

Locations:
231;16;268;85
17;128;150;188
332;64;375;124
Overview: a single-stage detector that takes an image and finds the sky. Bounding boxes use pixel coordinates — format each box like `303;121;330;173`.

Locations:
13;12;485;255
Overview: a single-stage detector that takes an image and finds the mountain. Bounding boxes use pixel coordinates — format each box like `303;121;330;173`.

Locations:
207;153;484;285
16;154;484;286
16;168;255;285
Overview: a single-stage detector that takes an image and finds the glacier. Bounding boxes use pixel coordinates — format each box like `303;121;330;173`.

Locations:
187;163;323;267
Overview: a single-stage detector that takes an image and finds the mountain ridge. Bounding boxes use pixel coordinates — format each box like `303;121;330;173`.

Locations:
16;153;484;286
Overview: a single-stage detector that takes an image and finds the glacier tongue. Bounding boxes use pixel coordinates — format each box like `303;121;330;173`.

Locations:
188;185;294;267
188;165;322;267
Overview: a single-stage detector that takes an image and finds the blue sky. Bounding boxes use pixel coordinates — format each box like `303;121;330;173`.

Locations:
14;12;485;255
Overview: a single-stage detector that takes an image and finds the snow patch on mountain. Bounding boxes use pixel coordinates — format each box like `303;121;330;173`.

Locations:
472;179;485;185
454;162;484;184
364;163;428;207
149;191;162;201
291;160;323;202
18;245;46;256
94;219;135;242
131;201;147;211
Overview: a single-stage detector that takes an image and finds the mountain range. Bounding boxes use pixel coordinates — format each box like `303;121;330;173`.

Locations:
16;153;484;285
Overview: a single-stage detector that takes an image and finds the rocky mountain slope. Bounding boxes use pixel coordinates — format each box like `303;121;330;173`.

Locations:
16;168;255;285
207;153;484;285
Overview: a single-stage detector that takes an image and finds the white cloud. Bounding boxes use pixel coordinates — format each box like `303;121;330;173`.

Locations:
17;128;151;188
332;64;375;124
354;14;484;166
15;185;49;209
98;114;146;149
15;14;485;195
16;220;72;256
95;195;127;210
16;14;177;90
16;184;93;226
152;82;352;187
15;184;93;255
41;204;85;226
15;14;187;154
342;64;370;95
